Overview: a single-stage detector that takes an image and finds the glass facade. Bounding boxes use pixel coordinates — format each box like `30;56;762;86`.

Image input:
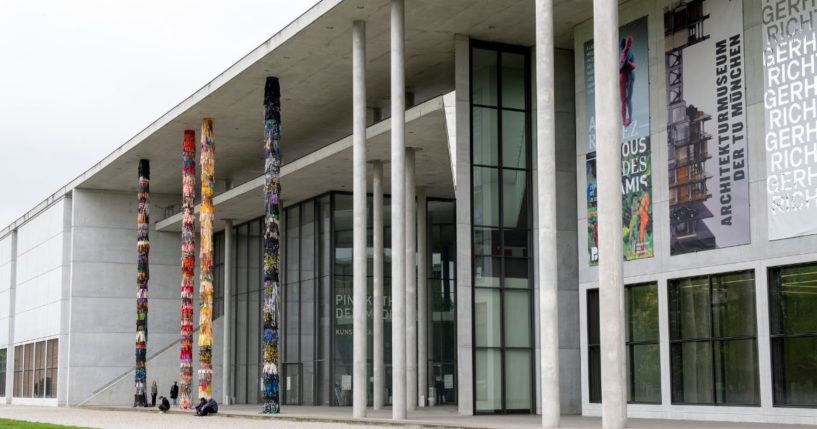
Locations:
427;199;457;405
587;289;601;404
471;40;534;414
12;339;57;398
0;348;5;396
284;195;331;406
669;271;759;406
276;192;456;407
587;283;660;405
331;193;393;406
626;283;660;404
227;219;262;405
770;262;817;407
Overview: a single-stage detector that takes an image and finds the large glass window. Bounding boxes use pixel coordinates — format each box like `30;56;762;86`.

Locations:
245;191;456;408
770;262;817;407
668;271;759;406
212;232;225;319
12;339;57;398
587;284;660;405
283;195;331;406
471;40;533;414
626;283;660;404
587;289;601;403
427;199;457;405
228;218;262;405
0;348;6;396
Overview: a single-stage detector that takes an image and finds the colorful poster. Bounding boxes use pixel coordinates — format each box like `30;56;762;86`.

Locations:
664;0;749;255
762;1;817;239
585;16;653;265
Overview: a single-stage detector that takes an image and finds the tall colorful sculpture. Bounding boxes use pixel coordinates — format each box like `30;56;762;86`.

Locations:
261;77;282;414
198;119;215;399
179;130;196;409
135;159;150;407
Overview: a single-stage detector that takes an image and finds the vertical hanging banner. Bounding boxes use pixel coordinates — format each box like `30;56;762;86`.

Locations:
584;16;653;265
763;1;817;239
135;159;150;406
179;130;196;409
198;119;215;399
664;0;749;255
261;77;282;414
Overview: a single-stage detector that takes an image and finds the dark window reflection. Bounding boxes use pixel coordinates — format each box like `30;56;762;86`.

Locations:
770;263;817;407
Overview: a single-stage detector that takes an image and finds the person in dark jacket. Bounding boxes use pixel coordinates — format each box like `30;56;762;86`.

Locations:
169;381;179;406
206;398;218;414
195;397;218;416
157;396;170;413
195;398;208;416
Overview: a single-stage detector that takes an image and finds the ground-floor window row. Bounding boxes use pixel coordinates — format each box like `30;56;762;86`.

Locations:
587;262;817;408
6;338;58;399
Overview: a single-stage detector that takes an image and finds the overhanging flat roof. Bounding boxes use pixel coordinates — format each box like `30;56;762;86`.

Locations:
2;0;596;238
155;94;454;232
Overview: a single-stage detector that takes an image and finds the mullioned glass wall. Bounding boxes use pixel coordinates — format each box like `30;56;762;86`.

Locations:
470;39;535;414
279;192;456;406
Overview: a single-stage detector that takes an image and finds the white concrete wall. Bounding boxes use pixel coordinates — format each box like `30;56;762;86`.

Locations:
6;197;72;406
0;234;13;349
80;316;224;407
14;199;68;345
67;189;192;406
573;0;817;424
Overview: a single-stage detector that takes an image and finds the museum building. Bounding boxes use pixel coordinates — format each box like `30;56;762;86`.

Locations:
1;0;817;426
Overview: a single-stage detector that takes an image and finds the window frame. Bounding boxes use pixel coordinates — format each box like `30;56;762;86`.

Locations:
469;39;534;415
625;282;661;405
768;262;817;408
668;270;759;406
586;289;601;404
0;348;6;397
11;339;58;399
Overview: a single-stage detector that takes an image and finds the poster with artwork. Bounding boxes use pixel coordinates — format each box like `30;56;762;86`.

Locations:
664;0;749;255
585;16;653;265
762;1;817;239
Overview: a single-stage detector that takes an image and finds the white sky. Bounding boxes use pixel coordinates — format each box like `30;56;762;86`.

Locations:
0;0;318;228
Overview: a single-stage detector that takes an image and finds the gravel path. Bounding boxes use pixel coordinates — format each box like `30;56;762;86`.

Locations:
0;405;391;429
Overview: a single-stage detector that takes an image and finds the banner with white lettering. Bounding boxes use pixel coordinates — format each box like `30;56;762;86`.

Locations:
664;0;749;255
763;1;817;239
585;16;653;266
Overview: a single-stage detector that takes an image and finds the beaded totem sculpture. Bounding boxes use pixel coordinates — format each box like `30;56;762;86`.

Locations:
135;159;150;406
261;77;282;414
179;130;196;409
198;119;215;399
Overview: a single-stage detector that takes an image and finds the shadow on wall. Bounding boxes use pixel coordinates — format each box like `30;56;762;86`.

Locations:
77;317;225;406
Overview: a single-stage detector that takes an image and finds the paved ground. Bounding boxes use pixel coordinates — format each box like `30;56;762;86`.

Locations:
0;405;388;429
1;404;816;429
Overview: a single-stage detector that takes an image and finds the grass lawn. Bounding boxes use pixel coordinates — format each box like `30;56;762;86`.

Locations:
0;419;93;429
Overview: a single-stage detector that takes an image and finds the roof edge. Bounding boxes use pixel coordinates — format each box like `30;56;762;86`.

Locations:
0;0;343;239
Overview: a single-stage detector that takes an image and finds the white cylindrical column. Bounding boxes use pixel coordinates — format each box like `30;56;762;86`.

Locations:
417;188;428;408
222;219;234;405
405;148;417;412
534;0;560;427
390;0;407;421
352;19;369;420
372;161;385;410
593;1;626;428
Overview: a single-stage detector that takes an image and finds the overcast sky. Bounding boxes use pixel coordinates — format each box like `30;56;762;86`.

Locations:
0;0;317;228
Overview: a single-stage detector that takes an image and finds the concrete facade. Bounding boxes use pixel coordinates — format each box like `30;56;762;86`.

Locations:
1;0;817;427
573;0;817;425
